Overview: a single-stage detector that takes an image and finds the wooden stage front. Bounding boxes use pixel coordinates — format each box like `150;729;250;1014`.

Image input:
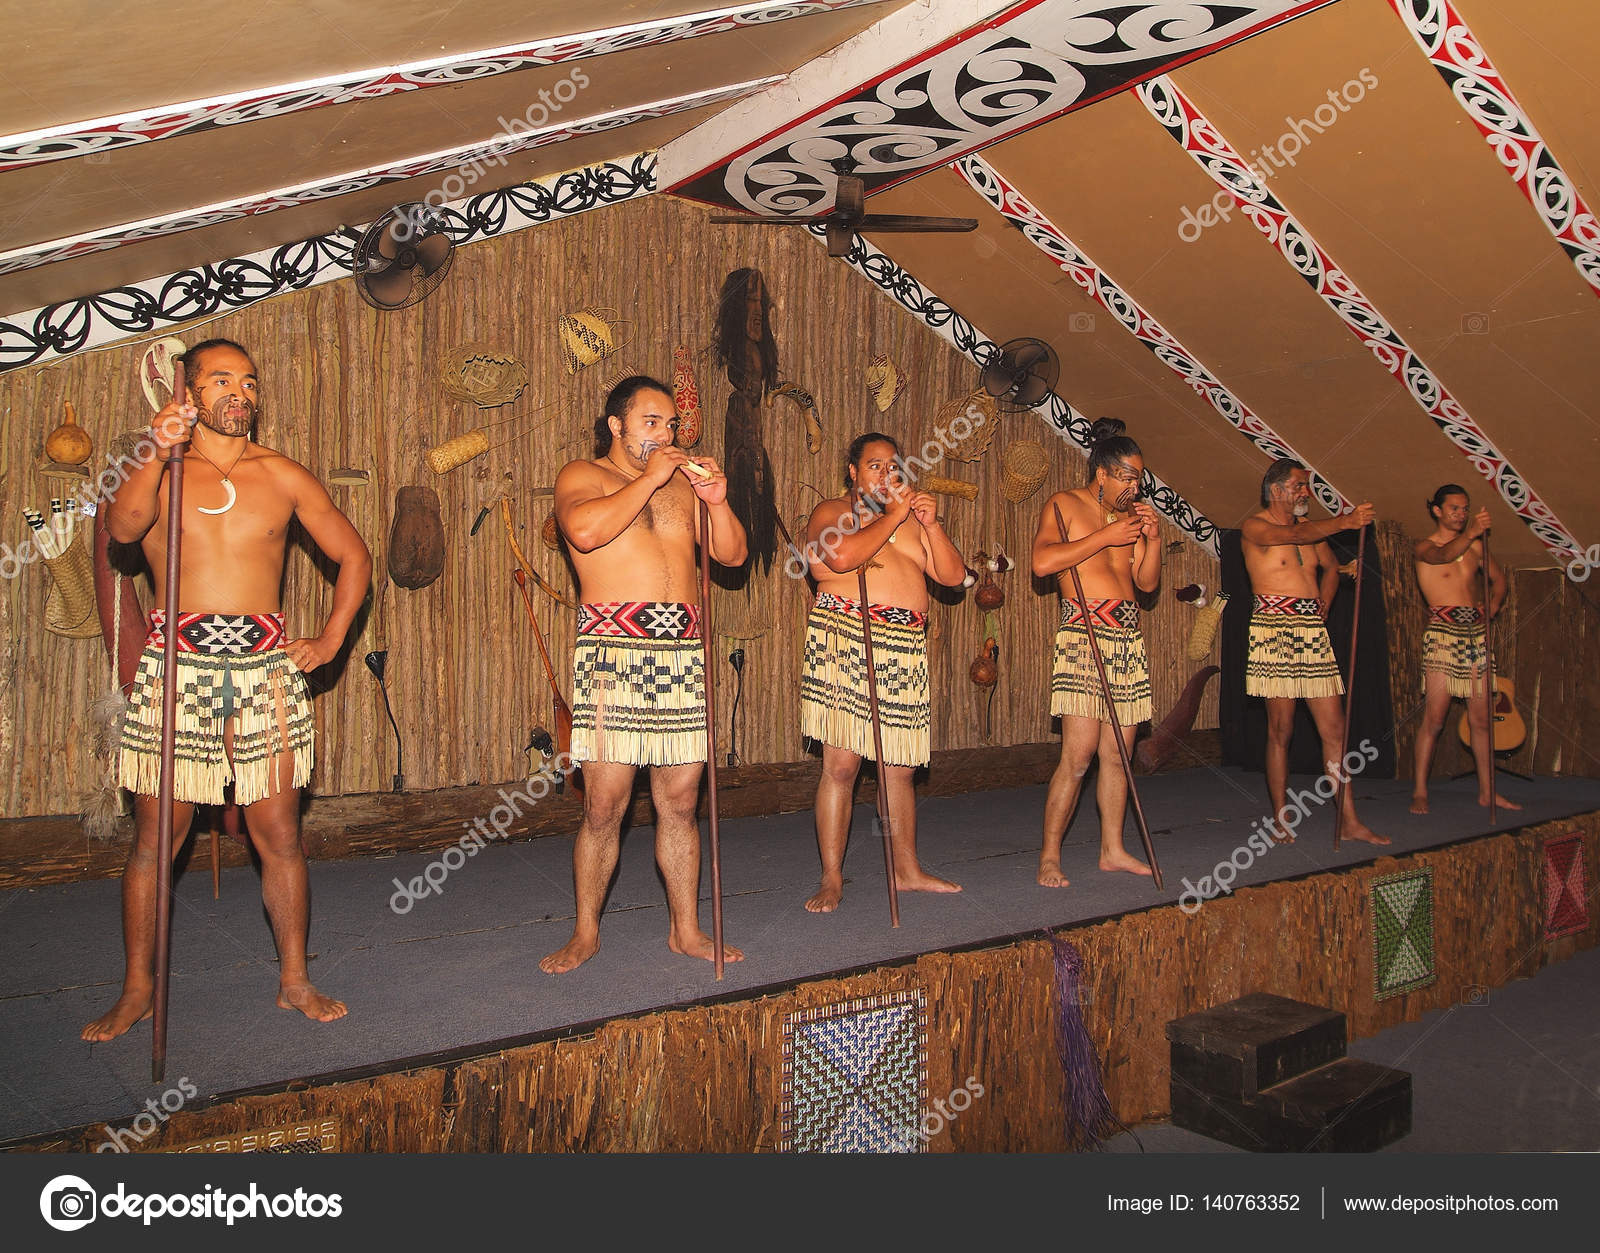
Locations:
3;766;1596;1153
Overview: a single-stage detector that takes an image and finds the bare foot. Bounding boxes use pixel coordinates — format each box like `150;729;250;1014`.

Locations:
668;929;745;963
540;931;600;974
896;869;962;893
81;988;153;1042
805;877;844;913
1480;794;1521;811
1099;850;1154;877
1037;859;1070;888
1409;794;1429;815
277;981;348;1023
1342;821;1391;846
1268;822;1297;845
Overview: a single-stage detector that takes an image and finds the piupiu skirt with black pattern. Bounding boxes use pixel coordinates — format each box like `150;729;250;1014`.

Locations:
1422;604;1488;699
1050;597;1152;725
570;601;705;767
1245;594;1344;699
118;611;314;806
800;592;931;767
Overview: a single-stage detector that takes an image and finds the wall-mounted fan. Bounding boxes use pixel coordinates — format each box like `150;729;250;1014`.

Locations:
710;157;978;258
345;204;454;310
981;337;1060;411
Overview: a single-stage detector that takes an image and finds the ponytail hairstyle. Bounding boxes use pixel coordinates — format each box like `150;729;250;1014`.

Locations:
1086;417;1141;479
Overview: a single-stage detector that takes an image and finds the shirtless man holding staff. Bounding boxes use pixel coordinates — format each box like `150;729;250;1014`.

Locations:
542;375;748;973
1240;459;1387;846
83;338;371;1041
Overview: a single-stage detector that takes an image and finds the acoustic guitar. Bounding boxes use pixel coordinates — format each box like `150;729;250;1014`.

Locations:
1457;675;1527;751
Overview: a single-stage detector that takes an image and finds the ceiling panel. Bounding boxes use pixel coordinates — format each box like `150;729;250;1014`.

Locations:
1;0;798;130
0;109;711;316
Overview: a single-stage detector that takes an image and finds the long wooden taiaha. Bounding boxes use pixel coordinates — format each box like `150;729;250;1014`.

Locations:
152;360;187;1082
1333;525;1367;850
857;562;902;927
699;498;726;976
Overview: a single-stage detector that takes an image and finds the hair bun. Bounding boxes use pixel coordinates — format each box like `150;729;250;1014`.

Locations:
1088;417;1126;447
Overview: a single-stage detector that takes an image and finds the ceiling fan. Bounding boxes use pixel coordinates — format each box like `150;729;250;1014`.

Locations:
980;337;1061;411
710;157;979;258
342;203;454;311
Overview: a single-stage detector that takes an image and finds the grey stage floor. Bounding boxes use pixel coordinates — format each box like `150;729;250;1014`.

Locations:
2;766;1596;1145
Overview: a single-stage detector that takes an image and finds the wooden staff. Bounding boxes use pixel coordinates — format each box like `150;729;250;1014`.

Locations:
1052;503;1163;890
1333;525;1367;850
512;567;579;797
1482;529;1497;827
699;498;726;977
856;563;902;927
152;360;187;1082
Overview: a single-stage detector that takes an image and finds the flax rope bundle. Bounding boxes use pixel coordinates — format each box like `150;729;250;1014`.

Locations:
424;400;560;475
923;475;978;502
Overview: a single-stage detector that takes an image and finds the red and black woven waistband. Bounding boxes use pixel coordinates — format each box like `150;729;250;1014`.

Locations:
1060;597;1140;630
577;601;702;640
813;591;928;630
145;611;286;655
1429;604;1483;626
1252;594;1322;617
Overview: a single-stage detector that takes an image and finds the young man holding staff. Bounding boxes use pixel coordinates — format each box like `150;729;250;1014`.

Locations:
543;376;747;973
1030;419;1162;887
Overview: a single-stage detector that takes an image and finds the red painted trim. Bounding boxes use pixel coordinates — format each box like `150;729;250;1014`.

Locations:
665;0;1338;203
